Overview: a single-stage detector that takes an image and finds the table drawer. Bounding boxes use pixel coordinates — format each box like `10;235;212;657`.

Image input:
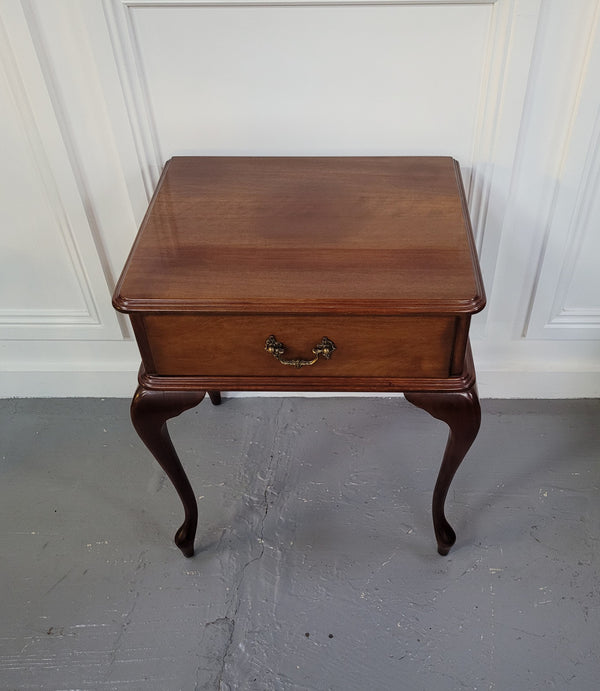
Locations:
140;315;456;379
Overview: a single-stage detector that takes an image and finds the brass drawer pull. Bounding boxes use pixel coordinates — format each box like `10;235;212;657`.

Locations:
265;335;336;369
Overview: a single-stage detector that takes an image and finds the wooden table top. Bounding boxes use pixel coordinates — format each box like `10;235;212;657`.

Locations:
113;157;485;315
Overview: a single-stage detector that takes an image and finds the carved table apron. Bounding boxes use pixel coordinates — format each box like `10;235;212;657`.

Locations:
113;156;486;557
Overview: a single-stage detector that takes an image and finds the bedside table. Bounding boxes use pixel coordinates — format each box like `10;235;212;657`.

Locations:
113;157;485;557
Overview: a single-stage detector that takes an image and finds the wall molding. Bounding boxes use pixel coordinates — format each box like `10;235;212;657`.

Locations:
467;0;517;253
549;309;600;327
0;308;96;326
102;0;166;194
522;0;600;338
460;0;544;342
0;7;100;330
547;97;600;329
22;1;122;303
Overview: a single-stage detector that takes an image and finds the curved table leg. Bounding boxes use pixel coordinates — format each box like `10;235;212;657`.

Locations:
131;386;206;557
404;385;481;556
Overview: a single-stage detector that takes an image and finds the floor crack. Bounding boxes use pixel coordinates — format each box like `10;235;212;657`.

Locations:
214;402;285;688
205;616;235;690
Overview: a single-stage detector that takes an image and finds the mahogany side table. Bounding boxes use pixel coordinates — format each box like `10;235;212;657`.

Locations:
113;157;485;557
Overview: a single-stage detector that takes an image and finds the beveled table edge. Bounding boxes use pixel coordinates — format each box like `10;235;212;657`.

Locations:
113;297;486;316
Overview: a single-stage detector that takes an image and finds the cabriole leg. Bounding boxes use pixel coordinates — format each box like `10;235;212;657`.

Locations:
405;385;481;556
130;386;206;557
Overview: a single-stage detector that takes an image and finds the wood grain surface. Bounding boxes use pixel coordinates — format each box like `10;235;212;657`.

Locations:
113;157;485;315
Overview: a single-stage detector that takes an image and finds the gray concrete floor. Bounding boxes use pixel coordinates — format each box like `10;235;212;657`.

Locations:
0;397;599;690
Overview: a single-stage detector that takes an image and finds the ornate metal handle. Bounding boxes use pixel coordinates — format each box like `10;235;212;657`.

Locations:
265;335;336;369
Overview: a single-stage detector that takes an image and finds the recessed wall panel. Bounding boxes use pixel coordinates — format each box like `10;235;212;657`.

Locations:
129;5;491;160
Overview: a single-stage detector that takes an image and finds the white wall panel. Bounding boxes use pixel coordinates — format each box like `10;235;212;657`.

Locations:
505;2;600;340
465;0;541;337
0;60;88;321
128;4;490;161
524;1;600;339
0;1;124;341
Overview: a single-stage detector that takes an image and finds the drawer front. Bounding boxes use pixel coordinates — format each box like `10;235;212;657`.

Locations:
141;315;456;379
